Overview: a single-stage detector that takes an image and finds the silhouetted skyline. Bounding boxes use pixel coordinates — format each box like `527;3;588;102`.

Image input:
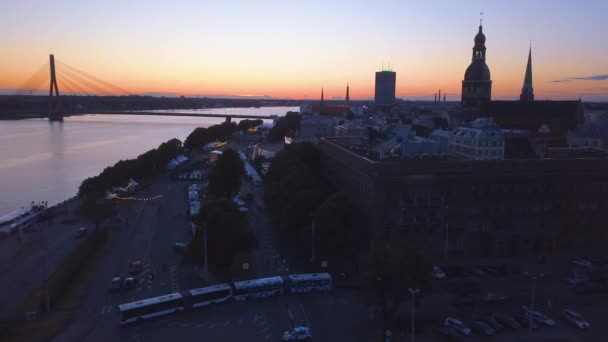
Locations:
1;0;607;100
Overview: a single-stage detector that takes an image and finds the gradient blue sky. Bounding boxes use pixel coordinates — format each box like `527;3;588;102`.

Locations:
1;0;607;100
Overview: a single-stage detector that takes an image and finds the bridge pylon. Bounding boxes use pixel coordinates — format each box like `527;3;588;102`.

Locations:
48;54;63;122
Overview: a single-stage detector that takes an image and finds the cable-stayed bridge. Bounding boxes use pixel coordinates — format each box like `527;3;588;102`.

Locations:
14;55;276;121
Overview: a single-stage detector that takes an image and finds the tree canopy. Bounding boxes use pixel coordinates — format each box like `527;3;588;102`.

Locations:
78;138;182;199
369;242;432;330
313;192;366;257
184;199;256;277
208;148;245;198
267;112;301;142
184;122;237;150
237;119;263;132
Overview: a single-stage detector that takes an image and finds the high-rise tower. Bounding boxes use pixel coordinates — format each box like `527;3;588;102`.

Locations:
375;70;396;107
345;83;350;105
520;45;534;102
461;22;492;120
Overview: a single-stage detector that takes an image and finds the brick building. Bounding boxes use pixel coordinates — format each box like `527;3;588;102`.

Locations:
319;136;608;258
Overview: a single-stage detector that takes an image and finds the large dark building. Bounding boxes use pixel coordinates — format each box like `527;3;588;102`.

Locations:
319;136;608;257
461;23;583;132
374;70;396;107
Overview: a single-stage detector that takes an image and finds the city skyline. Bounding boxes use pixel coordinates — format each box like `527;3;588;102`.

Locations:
1;0;607;101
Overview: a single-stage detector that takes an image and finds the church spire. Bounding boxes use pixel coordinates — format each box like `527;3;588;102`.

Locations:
345;83;350;104
321;87;324;102
520;43;534;102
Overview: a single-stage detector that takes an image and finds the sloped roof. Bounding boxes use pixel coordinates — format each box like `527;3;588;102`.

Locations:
489;100;583;132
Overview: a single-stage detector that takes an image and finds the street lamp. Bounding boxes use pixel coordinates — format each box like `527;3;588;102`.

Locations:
310;218;316;263
444;205;449;260
524;272;544;334
408;288;420;342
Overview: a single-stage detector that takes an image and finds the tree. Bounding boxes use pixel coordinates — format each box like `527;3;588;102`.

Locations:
313;192;365;257
237;119;263;132
208;149;245;198
368;242;432;331
184;127;209;150
267;112;301;141
184;199;256;276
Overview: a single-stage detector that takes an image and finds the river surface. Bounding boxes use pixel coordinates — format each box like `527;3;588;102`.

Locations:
0;106;296;215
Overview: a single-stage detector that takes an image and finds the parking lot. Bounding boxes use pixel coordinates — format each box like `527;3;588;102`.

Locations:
406;255;608;341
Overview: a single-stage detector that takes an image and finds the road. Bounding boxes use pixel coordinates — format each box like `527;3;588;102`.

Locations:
0;200;83;321
54;174;197;341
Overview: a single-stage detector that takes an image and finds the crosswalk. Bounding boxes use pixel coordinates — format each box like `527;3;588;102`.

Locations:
159;312;275;341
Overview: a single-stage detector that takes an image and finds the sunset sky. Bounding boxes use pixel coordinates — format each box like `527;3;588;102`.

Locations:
1;0;607;101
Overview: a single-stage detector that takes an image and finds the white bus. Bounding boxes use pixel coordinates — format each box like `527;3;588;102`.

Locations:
232;276;284;301
187;284;232;309
119;292;184;324
288;273;332;293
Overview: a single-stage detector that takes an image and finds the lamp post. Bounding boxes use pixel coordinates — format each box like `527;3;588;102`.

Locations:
444;205;449;260
408;288;420;342
524;272;544;334
203;228;208;274
310;219;316;264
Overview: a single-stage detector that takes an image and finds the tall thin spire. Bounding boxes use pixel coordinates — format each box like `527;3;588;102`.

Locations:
520;43;534;102
345;83;350;104
321;87;324;102
443;93;446;102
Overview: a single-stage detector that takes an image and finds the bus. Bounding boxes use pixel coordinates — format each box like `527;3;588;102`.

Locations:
187;284;232;309
287;273;332;293
232;276;284;301
119;292;185;324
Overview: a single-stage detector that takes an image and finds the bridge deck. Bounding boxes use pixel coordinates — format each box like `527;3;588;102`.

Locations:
77;111;276;119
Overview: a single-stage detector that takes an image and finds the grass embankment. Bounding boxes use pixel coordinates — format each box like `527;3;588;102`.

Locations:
1;227;115;342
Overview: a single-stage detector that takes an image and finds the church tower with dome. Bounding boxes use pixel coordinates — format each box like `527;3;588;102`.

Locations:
462;22;492;121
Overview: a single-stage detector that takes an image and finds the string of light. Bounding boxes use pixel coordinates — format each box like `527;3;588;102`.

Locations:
111;195;163;201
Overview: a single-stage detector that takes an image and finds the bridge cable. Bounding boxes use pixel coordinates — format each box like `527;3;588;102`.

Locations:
56;60;131;95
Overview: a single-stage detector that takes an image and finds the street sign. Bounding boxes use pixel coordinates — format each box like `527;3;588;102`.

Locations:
243;262;249;270
321;261;327;268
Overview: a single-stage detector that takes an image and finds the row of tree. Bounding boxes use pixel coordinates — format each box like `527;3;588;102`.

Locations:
183;122;238;150
264;142;365;260
183;147;253;278
184;199;256;279
78;138;183;199
264;142;433;332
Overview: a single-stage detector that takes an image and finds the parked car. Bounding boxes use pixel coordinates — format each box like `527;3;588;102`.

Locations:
567;272;590;286
282;326;312;341
480;265;501;276
123;276;136;290
492;312;521;329
477;314;504;332
515;313;540;330
109;276;122;292
454;294;478;306
432;265;446;279
444;317;471;336
562;309;590;329
480;292;505;302
572;281;608;294
76;227;87;238
571;257;593;269
471;266;487;277
129;260;142;274
434;326;464;341
174;242;187;253
469;320;496;336
522;306;556;326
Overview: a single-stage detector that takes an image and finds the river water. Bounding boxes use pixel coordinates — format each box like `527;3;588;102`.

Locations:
0;107;296;215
